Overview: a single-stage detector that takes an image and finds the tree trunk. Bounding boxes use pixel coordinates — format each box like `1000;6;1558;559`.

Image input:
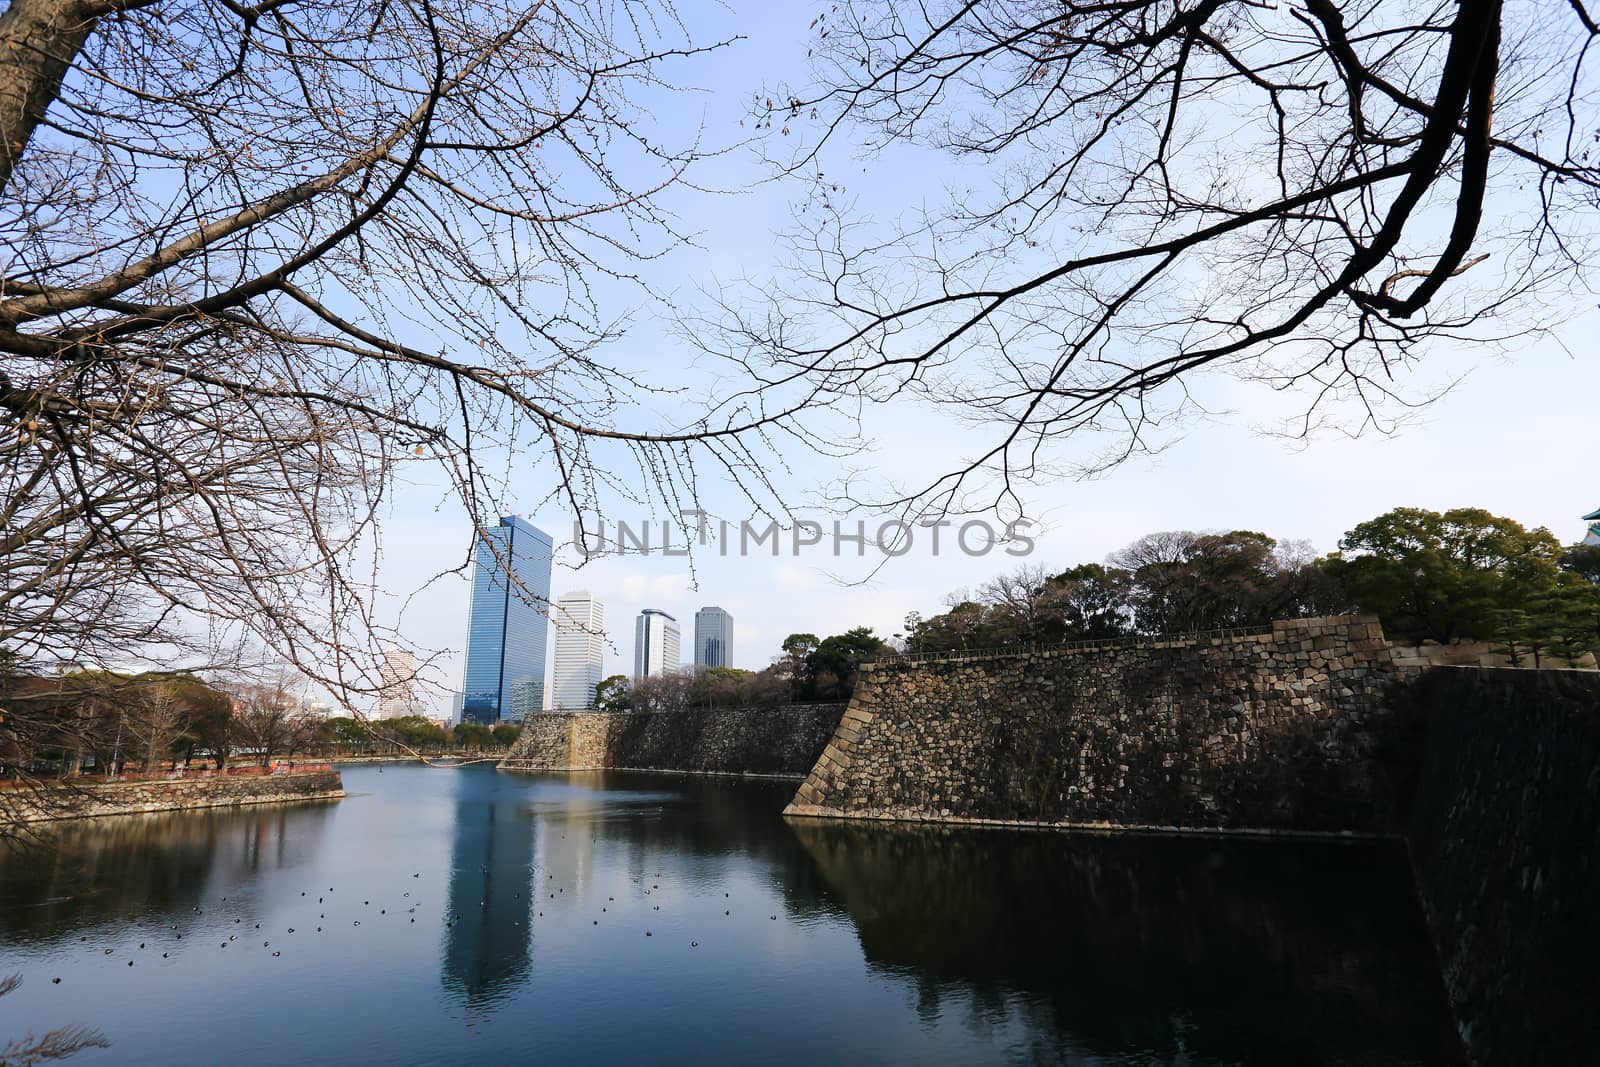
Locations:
0;0;103;195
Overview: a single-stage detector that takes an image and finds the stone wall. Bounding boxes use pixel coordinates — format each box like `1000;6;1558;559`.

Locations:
1404;667;1600;1067
499;704;847;778
2;769;345;823
1387;639;1596;671
787;616;1418;834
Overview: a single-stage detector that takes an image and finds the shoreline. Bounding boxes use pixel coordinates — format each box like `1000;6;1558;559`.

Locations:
1;769;345;825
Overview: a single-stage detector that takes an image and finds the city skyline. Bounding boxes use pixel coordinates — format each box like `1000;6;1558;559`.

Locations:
427;498;1600;717
460;516;554;724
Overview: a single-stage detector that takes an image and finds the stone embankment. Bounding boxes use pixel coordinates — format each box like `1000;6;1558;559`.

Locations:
1;767;345;823
1403;667;1600;1067
777;616;1600;1067
499;704;846;778
786;616;1414;834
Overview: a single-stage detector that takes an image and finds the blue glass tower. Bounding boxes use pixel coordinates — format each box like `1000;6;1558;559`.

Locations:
694;606;733;669
461;516;553;724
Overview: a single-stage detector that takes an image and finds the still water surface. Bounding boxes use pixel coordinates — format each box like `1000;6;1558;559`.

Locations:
0;764;1461;1065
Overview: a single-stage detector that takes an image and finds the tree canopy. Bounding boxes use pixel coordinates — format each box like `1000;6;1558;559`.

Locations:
902;507;1600;667
904;532;1342;652
1326;506;1598;662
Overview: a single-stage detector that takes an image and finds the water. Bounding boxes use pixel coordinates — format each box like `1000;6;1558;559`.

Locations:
0;764;1462;1066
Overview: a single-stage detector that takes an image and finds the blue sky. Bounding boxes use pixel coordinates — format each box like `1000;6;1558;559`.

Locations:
361;2;1600;711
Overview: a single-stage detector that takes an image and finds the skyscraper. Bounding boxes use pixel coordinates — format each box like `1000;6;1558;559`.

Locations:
552;592;605;709
461;515;553;724
633;609;680;680
694;606;733;669
377;648;417;720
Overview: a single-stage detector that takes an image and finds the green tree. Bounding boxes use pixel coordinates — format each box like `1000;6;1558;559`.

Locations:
1557;544;1600;659
1559;544;1600;585
1324;507;1564;645
173;677;235;770
319;717;374;755
805;627;890;700
594;675;630;712
1114;530;1285;633
904;601;1000;653
453;722;493;752
1046;564;1136;642
379;715;450;753
780;634;819;658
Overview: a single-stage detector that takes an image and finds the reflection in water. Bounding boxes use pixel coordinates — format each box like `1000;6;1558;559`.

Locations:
0;767;1462;1066
440;787;533;1012
789;819;1464;1065
0;802;335;945
529;772;835;921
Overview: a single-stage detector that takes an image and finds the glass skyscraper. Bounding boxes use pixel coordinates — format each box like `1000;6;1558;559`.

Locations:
694;606;733;669
461;515;553;724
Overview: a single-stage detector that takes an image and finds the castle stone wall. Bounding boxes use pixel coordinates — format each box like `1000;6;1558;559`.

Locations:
1404;667;1600;1067
787;616;1418;834
500;704;846;778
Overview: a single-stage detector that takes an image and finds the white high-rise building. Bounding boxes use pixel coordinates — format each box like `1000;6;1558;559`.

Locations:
694;606;733;669
552;592;605;709
633;609;680;680
377;648;416;720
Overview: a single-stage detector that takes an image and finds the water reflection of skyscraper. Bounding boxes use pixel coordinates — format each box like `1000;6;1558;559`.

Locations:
535;790;600;900
440;793;534;1013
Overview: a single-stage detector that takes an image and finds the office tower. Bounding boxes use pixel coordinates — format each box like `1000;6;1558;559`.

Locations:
552;592;605;709
694;606;733;669
632;609;680;679
461;515;554;724
377;648;416;720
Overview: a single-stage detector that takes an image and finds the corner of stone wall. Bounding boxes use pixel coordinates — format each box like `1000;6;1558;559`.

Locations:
786;680;877;815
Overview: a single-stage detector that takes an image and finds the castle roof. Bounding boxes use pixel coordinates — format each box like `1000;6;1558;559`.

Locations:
1586;507;1600;521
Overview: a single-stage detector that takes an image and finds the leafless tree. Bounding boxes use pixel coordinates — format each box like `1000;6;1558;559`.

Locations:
705;0;1600;522
978;562;1057;634
0;0;834;710
626;672;694;712
124;683;183;773
232;664;302;766
282;710;324;765
1109;531;1204;573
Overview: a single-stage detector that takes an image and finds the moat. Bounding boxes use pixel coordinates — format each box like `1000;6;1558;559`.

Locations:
0;764;1461;1065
